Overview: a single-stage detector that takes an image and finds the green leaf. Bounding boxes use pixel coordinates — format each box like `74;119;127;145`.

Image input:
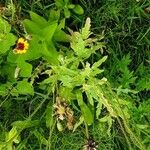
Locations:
72;5;84;15
42;41;59;65
136;77;150;91
76;91;93;125
99;115;113;136
71;37;85;56
30;11;48;28
22;35;43;60
54;30;71;42
68;4;75;9
1;63;16;81
7;127;20;143
7;50;18;63
0;85;7;96
17;61;32;77
49;9;60;22
96;101;102;119
86;91;94;106
80;102;93;125
16;79;34;95
76;90;84;106
23;19;41;34
45;101;53;128
81;18;91;39
55;19;65;34
64;8;71;18
59;75;73;87
0;33;16;54
40;22;57;42
136;124;149;129
57;120;64;131
0;17;11;34
59;86;75;101
55;0;64;8
12;120;39;130
92;56;107;70
15;138;28;150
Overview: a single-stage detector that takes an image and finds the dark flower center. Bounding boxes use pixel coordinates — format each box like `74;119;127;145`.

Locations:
16;42;25;50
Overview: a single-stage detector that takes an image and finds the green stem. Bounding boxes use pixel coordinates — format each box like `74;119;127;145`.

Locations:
28;94;48;120
47;120;57;150
84;122;89;139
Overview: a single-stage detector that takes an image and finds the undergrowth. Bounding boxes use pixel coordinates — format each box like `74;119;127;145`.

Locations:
0;0;149;150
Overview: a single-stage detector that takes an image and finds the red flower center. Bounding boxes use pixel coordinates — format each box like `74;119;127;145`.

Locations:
16;42;25;50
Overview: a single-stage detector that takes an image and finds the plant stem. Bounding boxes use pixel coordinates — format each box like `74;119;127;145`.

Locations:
85;122;89;139
28;94;48;120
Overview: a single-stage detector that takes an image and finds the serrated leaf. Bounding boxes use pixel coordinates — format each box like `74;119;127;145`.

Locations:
71;37;85;56
92;56;107;70
59;86;75;101
99;115;112;136
81;18;91;39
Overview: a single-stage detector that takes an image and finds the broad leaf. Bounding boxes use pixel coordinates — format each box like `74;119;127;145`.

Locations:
16;79;34;95
45;101;53;128
0;17;11;34
0;33;16;54
72;5;84;15
76;91;93;125
80;102;93;125
12;120;39;130
23;19;41;34
40;22;58;43
17;61;32;77
30;11;48;28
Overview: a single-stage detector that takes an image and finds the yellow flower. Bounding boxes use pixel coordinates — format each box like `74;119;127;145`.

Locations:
13;38;29;54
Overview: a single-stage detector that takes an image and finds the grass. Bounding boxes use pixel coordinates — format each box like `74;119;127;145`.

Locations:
82;0;150;97
0;0;150;149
